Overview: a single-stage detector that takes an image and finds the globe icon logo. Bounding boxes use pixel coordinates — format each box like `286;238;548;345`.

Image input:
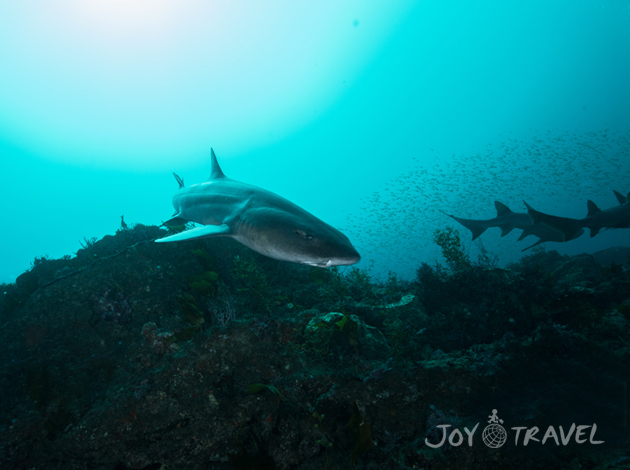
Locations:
482;423;507;448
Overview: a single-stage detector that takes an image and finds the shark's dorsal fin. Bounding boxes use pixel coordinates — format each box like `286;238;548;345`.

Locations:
586;200;601;217
494;201;513;217
613;190;626;205
209;148;226;180
173;172;184;189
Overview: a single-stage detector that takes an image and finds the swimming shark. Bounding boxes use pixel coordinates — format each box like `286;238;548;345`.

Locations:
440;201;531;241
524;190;630;241
155;149;361;268
440;201;584;251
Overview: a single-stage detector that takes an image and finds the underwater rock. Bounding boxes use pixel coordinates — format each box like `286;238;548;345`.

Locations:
1;224;629;469
305;311;391;361
90;285;132;325
141;322;176;355
515;250;605;287
592;245;630;268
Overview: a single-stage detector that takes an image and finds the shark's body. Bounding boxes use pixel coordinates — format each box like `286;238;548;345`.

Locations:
155;149;361;268
524;190;630;242
441;201;583;251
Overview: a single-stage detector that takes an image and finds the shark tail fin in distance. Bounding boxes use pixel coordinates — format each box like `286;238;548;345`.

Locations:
522;200;541;225
438;209;487;241
523;200;579;242
452;215;487;241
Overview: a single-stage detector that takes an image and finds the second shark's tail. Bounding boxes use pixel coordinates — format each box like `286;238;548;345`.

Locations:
523;201;583;242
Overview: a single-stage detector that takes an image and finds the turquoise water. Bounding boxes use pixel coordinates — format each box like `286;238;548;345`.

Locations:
1;0;629;283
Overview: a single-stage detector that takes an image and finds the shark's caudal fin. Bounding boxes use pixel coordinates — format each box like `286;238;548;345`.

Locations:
438;210;487;240
156;224;231;243
208;148;227;180
524;200;582;242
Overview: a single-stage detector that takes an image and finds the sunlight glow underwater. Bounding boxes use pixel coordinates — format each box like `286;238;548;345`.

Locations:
0;0;411;169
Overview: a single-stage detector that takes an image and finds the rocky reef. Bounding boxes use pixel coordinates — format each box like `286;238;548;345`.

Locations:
0;224;629;469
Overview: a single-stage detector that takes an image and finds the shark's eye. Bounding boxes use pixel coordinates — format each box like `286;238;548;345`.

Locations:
295;229;314;242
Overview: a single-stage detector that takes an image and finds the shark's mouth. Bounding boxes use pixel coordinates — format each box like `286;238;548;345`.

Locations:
302;258;357;268
303;260;331;268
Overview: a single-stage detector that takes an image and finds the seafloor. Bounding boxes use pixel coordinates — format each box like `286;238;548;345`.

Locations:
1;224;629;470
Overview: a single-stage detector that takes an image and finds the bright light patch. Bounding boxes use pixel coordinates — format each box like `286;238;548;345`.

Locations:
73;0;175;35
0;1;414;169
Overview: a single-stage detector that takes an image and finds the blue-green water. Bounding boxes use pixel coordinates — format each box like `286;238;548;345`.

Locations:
1;0;629;283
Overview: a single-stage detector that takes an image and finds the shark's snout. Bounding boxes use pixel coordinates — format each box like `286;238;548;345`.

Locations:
325;250;361;267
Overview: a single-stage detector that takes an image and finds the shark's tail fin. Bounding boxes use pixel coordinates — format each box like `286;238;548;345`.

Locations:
438;209;487;241
524;200;582;242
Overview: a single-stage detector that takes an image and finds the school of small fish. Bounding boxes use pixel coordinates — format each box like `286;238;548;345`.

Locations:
342;129;630;279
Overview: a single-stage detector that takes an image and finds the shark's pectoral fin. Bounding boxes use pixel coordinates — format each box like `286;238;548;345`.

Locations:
517;227;534;241
155;224;231;243
521;238;544;252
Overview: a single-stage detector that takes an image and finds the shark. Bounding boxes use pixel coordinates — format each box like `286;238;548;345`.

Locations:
440;201;584;251
155;149;361;268
524;190;630;242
